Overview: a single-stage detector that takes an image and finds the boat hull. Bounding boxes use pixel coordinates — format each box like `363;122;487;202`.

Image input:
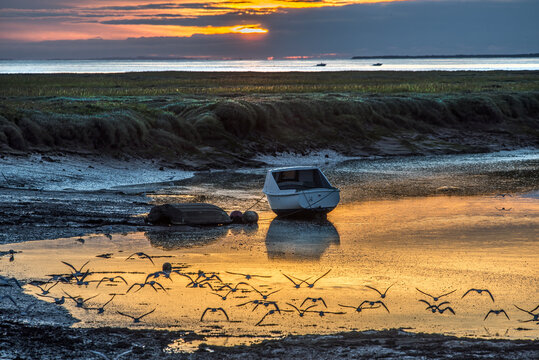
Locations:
265;188;340;217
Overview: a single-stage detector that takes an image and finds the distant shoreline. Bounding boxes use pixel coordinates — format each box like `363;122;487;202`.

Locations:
351;53;539;60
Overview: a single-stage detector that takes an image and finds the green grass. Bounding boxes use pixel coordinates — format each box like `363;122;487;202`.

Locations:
1;71;538;97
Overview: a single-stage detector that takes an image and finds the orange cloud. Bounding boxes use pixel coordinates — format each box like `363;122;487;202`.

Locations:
0;0;412;41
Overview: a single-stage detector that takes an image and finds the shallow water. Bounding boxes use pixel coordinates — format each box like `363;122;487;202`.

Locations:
1;194;537;350
1;57;539;74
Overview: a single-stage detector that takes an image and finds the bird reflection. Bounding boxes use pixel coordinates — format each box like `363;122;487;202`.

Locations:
265;218;340;260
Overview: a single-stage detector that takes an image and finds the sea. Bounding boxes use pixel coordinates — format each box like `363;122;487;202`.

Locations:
1;57;538;73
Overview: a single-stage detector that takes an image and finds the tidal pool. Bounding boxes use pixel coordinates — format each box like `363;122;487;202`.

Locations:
1;194;537;351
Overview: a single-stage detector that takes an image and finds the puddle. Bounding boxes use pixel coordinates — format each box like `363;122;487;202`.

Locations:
166;335;277;353
1;194;538;351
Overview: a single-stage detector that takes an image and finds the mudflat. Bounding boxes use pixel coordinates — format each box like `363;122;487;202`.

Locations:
0;150;538;359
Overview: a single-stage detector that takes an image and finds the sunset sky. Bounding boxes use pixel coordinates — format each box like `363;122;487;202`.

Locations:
1;0;537;59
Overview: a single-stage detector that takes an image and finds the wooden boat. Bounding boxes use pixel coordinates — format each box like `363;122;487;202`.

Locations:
262;166;340;217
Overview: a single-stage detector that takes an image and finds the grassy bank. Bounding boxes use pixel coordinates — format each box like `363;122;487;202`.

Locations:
1;72;538;167
1;71;539;97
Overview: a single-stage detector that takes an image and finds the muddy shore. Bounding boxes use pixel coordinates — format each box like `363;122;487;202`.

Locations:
1;150;538;245
0;150;538;359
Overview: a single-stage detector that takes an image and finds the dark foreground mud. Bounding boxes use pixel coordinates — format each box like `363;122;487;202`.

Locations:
1;318;538;359
1;273;538;359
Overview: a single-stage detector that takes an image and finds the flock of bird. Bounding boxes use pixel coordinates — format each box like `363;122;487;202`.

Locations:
1;253;538;331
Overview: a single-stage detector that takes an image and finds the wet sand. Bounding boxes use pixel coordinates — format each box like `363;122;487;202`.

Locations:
0;150;538;358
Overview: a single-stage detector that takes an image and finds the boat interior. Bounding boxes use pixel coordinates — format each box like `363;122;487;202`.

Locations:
272;169;333;191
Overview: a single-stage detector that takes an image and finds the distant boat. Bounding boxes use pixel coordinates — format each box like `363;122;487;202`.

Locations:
315;63;327;67
372;63;383;66
263;166;340;217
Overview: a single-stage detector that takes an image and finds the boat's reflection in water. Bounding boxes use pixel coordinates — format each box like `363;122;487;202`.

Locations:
265;218;340;260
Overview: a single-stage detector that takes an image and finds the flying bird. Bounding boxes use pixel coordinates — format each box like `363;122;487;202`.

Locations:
178;274;214;290
419;301;455;315
252;301;280;312
462;288;495;302
61;260;90;277
358;300;390;313
281;273;310;289
72;270;91;286
255;309;280;326
126;281;166;293
88;295;116;314
200;307;229;322
96;276;128;288
117;308;156;323
226;271;271;280
419;300;451;313
338;303;381;313
195;271;222;283
37;294;65;305
437;306;456;315
514;305;539;322
365;283;394;299
145;270;177;283
30;280;60;295
484;309;510;321
495;193;512;198
237;299;263;308
416;288;456;302
305;309;346;317
249;285;281;300
294;269;331;288
300;297;327;308
126;252;154;265
286;303;317;317
63;291;98;308
213;281;249;300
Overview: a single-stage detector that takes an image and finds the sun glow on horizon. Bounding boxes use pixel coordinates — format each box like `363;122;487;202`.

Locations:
231;25;269;34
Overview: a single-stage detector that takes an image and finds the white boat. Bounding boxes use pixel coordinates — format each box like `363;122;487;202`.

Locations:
262;166;340;217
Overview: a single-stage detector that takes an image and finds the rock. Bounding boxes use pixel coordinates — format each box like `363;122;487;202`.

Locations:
242;211;259;224
230;210;243;223
146;203;232;226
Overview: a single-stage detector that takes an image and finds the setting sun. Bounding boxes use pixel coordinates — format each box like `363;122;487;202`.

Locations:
232;25;269;34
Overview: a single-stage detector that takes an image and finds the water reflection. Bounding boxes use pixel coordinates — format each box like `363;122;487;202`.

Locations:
265;218;340;260
145;226;229;250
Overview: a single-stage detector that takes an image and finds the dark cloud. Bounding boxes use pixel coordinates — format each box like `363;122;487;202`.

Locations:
1;0;538;59
99;11;264;26
94;2;235;11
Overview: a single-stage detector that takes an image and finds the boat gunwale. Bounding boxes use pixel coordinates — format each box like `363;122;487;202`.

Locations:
263;187;340;196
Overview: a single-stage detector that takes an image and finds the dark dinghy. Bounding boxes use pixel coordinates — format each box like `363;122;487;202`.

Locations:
146;203;232;226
